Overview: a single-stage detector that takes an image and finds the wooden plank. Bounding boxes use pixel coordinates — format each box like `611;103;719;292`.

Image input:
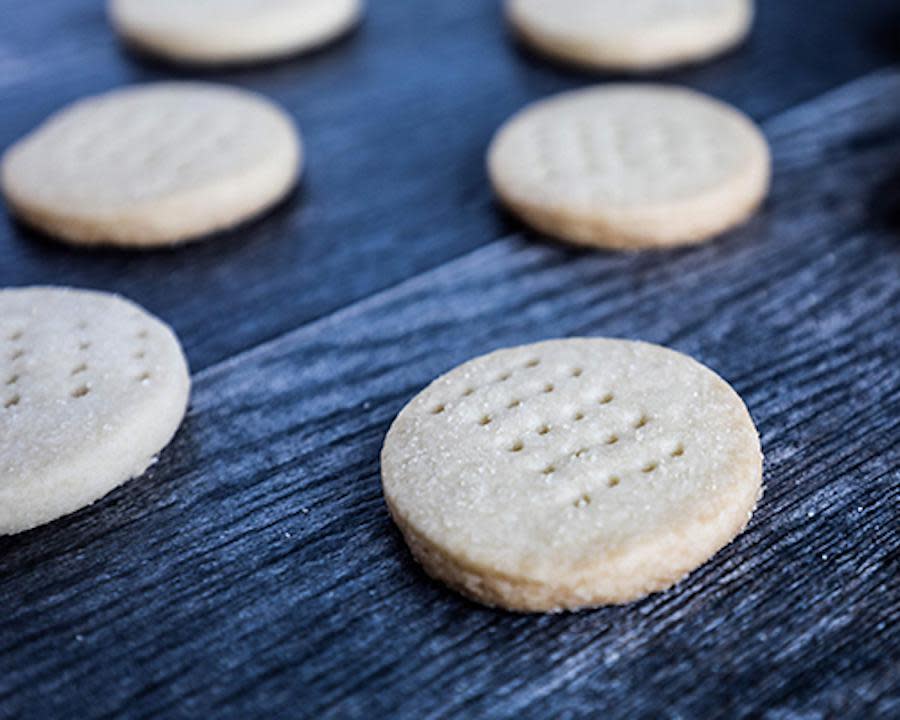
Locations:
1;70;898;718
1;0;898;371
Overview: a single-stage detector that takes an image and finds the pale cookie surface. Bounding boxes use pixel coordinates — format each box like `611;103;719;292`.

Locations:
507;0;753;71
0;287;190;535
108;0;363;65
488;85;770;250
382;338;763;612
0;83;302;248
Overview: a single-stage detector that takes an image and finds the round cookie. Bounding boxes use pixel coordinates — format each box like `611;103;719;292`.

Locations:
108;0;363;66
381;338;763;612
0;82;302;248
487;84;770;250
0;287;190;535
506;0;753;71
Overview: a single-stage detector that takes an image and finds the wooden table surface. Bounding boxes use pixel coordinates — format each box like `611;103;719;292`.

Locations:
1;1;898;718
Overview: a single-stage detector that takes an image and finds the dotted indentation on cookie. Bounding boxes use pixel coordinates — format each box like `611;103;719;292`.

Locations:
3;328;25;410
134;328;153;384
1;317;158;409
503;87;756;210
428;353;688;506
64;108;244;170
47;89;273;204
532;115;723;185
432;356;558;414
69;320;94;399
436;358;614;433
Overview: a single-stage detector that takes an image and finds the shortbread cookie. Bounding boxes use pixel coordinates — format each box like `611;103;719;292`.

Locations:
1;83;301;248
488;85;770;250
108;0;363;65
382;338;763;612
507;0;753;71
0;287;190;535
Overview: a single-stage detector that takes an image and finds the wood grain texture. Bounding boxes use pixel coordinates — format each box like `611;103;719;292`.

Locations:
1;67;899;718
0;0;898;371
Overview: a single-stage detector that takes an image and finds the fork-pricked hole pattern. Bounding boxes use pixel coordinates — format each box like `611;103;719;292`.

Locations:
432;356;600;425
2;310;169;418
424;351;680;497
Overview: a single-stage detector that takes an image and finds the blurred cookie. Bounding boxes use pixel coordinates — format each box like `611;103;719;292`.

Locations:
507;0;753;71
108;0;363;65
0;287;190;535
1;83;301;248
488;84;770;249
382;338;763;612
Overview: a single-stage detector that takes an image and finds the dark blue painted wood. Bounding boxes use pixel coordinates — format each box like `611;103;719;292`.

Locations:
0;0;898;371
0;59;898;718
